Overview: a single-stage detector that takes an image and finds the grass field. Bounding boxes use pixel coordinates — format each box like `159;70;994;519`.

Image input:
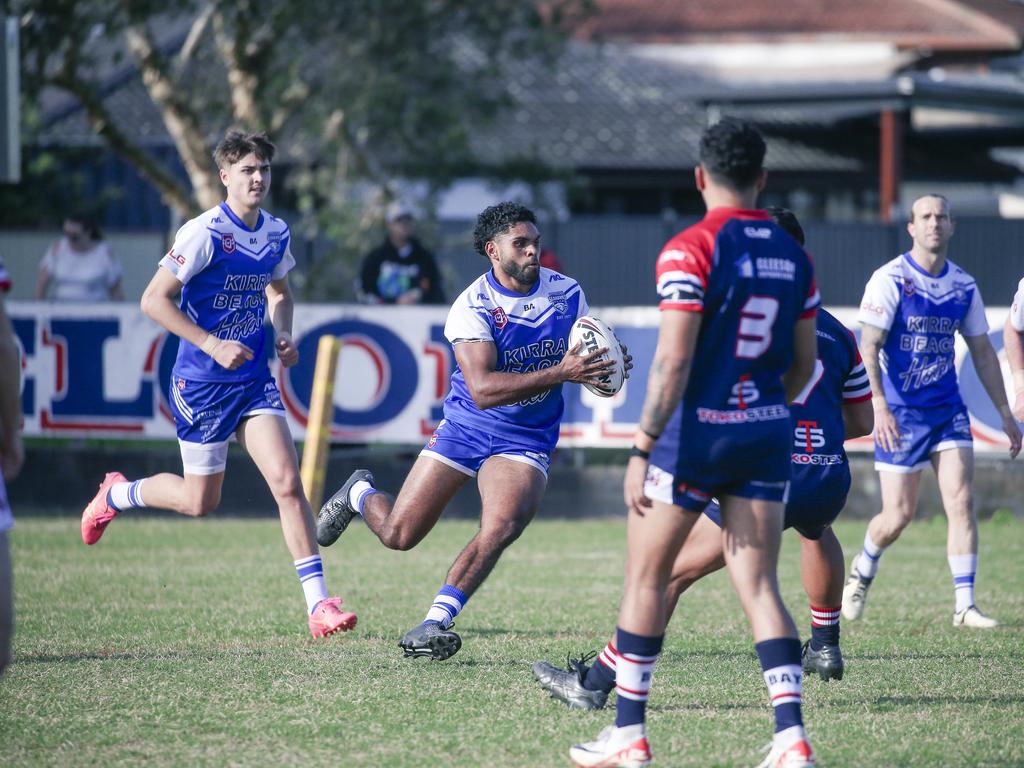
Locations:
2;514;1022;767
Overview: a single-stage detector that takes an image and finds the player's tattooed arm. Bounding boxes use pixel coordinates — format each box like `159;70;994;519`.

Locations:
858;323;898;452
624;312;699;515
635;312;700;447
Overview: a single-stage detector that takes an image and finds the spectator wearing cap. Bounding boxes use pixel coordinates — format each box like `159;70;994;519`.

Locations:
358;201;446;305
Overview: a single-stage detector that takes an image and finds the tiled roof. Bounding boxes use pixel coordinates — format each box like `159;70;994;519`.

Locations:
581;0;1021;49
39;40;866;174
465;43;862;173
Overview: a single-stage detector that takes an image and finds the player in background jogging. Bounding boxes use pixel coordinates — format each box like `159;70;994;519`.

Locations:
79;131;357;639
844;194;1020;630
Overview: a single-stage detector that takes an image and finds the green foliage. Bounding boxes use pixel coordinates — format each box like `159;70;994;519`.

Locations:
4;516;1022;766
13;0;596;296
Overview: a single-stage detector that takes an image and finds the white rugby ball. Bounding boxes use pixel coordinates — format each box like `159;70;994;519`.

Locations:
569;315;626;398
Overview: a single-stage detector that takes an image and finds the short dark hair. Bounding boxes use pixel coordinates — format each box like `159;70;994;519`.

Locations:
213;131;276;169
909;193;951;222
765;206;805;246
699;119;766;191
473;202;537;258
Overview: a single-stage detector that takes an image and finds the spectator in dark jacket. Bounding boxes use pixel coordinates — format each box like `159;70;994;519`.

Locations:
359;202;445;305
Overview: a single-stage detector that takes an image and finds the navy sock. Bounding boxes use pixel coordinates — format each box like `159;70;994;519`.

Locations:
614;627;663;729
755;637;804;733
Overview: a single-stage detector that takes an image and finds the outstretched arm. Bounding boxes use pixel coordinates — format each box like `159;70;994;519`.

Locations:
964;332;1021;458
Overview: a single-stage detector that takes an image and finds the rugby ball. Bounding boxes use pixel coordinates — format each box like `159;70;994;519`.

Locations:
569;315;626;398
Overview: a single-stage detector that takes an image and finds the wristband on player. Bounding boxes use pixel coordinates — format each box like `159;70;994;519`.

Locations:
200;334;222;357
629;446;651;460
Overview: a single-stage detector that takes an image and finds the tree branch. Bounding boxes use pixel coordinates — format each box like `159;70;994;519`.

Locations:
123;20;222;210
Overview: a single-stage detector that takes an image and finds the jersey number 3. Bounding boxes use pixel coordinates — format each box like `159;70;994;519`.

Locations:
736;296;780;358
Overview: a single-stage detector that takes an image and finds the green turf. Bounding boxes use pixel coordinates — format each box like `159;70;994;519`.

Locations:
1;515;1022;767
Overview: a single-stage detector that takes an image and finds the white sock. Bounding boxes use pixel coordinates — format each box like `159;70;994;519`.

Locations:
609;723;646;745
108;480;146;511
857;531;885;579
347;480;374;517
295;555;329;614
774;724;807;748
948;553;978;613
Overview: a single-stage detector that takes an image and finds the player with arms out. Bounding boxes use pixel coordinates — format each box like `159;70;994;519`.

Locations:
534;207;873;714
569;121;820;768
317;202;627;660
844;195;1021;629
79;131;357;639
1004;276;1024;422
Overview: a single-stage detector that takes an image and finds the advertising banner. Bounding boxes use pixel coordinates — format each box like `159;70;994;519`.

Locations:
8;302;1019;452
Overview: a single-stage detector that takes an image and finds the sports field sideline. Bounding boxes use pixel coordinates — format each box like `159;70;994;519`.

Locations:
1;515;1021;767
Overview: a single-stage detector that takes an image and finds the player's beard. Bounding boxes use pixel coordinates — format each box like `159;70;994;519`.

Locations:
500;260;539;287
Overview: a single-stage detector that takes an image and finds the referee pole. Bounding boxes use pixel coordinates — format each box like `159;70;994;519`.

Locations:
300;335;342;511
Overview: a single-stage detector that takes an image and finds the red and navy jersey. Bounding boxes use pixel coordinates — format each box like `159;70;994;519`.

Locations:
657;207;820;422
789;308;872;475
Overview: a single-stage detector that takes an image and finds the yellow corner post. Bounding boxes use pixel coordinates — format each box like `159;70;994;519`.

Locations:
300;334;342;511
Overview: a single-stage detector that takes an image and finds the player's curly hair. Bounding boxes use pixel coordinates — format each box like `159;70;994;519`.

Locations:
472;202;537;258
213;131;276;168
699;119;766;191
765;206;805;246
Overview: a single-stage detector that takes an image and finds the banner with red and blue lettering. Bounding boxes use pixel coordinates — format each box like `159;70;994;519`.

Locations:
8;302;1019;453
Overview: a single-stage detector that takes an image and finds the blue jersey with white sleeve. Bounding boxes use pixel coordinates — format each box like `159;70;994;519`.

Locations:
159;202;294;383
441;268;588;452
858;253;988;408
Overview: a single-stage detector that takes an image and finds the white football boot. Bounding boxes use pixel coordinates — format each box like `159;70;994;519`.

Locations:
953;605;999;629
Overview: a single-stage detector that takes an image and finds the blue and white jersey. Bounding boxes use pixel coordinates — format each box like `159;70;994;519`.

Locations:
1010;277;1024;333
858;253;987;408
442;268;588;452
159;202;294;383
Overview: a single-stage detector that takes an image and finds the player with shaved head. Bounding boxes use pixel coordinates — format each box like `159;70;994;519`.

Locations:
845;194;1020;630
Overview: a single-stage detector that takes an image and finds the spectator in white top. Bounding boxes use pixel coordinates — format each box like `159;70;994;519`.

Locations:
35;214;123;301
